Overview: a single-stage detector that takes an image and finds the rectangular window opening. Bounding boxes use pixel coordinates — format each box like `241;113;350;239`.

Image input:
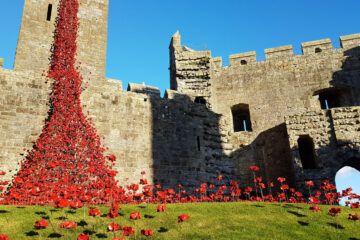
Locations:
197;136;201;151
47;4;53;21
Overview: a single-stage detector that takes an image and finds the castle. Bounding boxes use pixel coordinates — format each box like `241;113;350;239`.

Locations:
0;0;359;193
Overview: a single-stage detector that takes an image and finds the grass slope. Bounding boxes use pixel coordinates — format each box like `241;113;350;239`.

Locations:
0;202;359;240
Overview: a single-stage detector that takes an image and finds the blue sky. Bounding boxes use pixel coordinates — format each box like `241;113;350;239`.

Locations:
0;1;359;196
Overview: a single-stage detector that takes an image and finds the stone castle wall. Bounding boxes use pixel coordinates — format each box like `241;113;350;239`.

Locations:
170;32;360;188
286;107;360;191
0;64;233;189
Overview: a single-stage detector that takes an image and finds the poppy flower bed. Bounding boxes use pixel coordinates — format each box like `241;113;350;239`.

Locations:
0;202;359;239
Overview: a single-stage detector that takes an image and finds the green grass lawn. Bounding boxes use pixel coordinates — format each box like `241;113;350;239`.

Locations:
0;202;359;239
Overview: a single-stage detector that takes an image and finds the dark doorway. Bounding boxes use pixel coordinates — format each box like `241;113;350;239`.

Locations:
298;135;317;169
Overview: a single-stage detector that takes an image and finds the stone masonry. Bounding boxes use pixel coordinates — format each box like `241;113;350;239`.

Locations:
0;0;359;193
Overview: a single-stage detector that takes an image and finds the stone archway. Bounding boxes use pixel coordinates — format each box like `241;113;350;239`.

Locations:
335;158;360;205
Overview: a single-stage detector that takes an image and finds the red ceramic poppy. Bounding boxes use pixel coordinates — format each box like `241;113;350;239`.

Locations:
141;229;154;236
178;214;190;222
60;221;76;229
309;205;320;212
122;226;135;236
249;166;260;171
0;234;9;240
107;223;121;232
78;233;90;240
34;219;49;229
89;208;101;216
129;211;140;220
349;213;359;221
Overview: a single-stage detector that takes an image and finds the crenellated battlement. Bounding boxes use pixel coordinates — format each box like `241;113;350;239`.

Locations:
209;33;360;68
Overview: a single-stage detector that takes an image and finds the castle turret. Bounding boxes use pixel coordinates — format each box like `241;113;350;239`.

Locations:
169;31;212;108
14;0;109;83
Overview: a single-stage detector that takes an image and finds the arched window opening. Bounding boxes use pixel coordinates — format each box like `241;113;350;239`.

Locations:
194;96;206;105
241;60;247;65
298;135;317;169
231;104;252;132
47;4;53;21
335;166;360;206
315;47;322;53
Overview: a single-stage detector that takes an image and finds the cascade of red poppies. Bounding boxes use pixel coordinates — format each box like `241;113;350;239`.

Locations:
1;0;120;205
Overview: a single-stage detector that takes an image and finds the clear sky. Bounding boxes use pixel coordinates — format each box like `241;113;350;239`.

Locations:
0;1;359;197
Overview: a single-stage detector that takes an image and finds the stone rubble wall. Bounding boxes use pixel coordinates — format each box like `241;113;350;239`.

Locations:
285;107;360;190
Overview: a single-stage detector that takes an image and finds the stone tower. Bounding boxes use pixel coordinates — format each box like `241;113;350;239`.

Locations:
13;0;109;83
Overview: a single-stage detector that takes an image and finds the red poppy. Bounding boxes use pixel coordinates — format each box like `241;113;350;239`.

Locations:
60;221;76;229
157;204;166;212
216;175;223;181
178;214;190;222
112;238;124;240
122;226;135;236
350;202;359;209
280;185;289;190
328;207;341;216
254;177;262;183
0;234;9;240
309;205;320;212
140;179;148;185
0;171;5;175
305;180;314;187
89;208;101;216
141;171;146;175
55;199;69;208
267;182;274;187
78;233;90;240
129;211;141;220
277;177;286;183
107;223;121;232
34;219;49;229
108;155;117;162
249;166;260;171
141;229;154;236
70;201;83;209
349;213;359;221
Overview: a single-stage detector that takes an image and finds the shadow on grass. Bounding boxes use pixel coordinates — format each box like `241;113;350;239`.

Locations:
283;204;302;209
77;220;88;226
137;206;146;209
253;205;265;208
287;210;307;218
297;221;309;226
25;230;39;236
349;238;360;240
83;229;96;235
0;210;9;214
144;214;155;219
56;216;67;220
16;206;25;209
158;227;168;233
50;209;59;213
96;233;107;238
327;223;345;229
35;211;47;215
66;210;76;214
48;233;62;238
